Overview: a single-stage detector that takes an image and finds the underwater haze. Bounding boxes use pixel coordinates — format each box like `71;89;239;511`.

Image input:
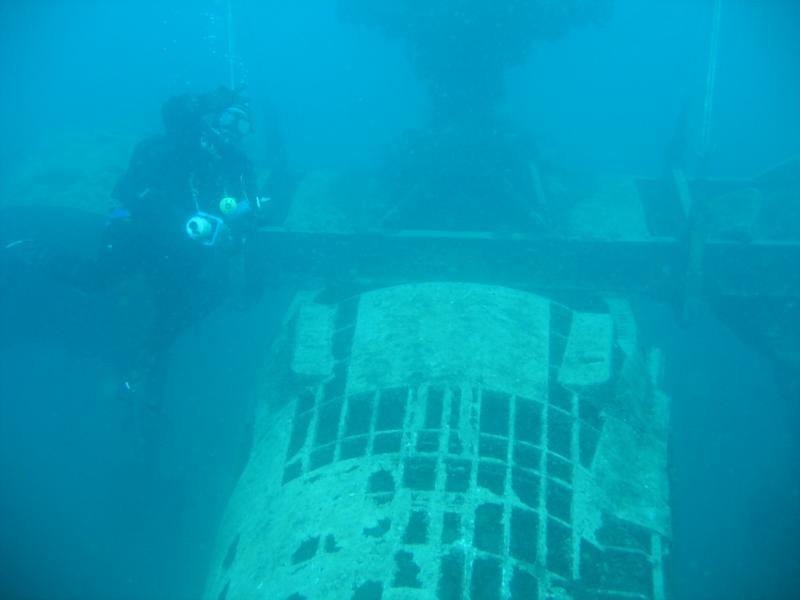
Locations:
1;1;799;599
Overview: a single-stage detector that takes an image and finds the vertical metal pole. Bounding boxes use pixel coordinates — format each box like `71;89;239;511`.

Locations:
700;0;723;166
682;0;723;322
227;0;236;88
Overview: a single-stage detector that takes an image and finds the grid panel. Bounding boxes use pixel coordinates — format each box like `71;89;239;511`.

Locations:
275;297;665;600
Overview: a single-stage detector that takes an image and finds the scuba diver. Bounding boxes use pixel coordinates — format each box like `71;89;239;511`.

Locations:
12;86;270;411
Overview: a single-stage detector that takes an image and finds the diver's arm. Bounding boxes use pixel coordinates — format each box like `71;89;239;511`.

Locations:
111;135;173;217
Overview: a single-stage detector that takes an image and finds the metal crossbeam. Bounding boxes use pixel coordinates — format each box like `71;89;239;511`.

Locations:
254;227;800;299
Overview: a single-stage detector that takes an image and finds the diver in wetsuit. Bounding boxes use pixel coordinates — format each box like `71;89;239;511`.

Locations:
53;86;269;409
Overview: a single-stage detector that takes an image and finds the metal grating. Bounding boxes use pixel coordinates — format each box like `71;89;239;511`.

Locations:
272;296;664;600
206;284;670;600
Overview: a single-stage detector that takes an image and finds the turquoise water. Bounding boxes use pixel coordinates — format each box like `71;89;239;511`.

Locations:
1;1;798;599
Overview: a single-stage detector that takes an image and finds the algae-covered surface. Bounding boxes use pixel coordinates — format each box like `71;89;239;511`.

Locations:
2;3;799;600
206;284;670;600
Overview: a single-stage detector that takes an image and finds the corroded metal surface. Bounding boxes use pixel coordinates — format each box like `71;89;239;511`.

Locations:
253;227;800;299
205;283;670;600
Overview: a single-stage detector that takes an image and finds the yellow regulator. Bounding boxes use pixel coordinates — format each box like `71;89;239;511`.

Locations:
219;196;238;215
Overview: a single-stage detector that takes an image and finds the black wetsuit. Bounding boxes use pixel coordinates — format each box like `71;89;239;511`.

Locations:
112;133;257;338
55;130;261;405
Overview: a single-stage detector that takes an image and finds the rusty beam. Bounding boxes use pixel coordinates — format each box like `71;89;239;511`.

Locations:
254;228;800;299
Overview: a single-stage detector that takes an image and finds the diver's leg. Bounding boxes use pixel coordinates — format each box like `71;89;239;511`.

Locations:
125;257;222;411
5;213;142;292
121;297;185;414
